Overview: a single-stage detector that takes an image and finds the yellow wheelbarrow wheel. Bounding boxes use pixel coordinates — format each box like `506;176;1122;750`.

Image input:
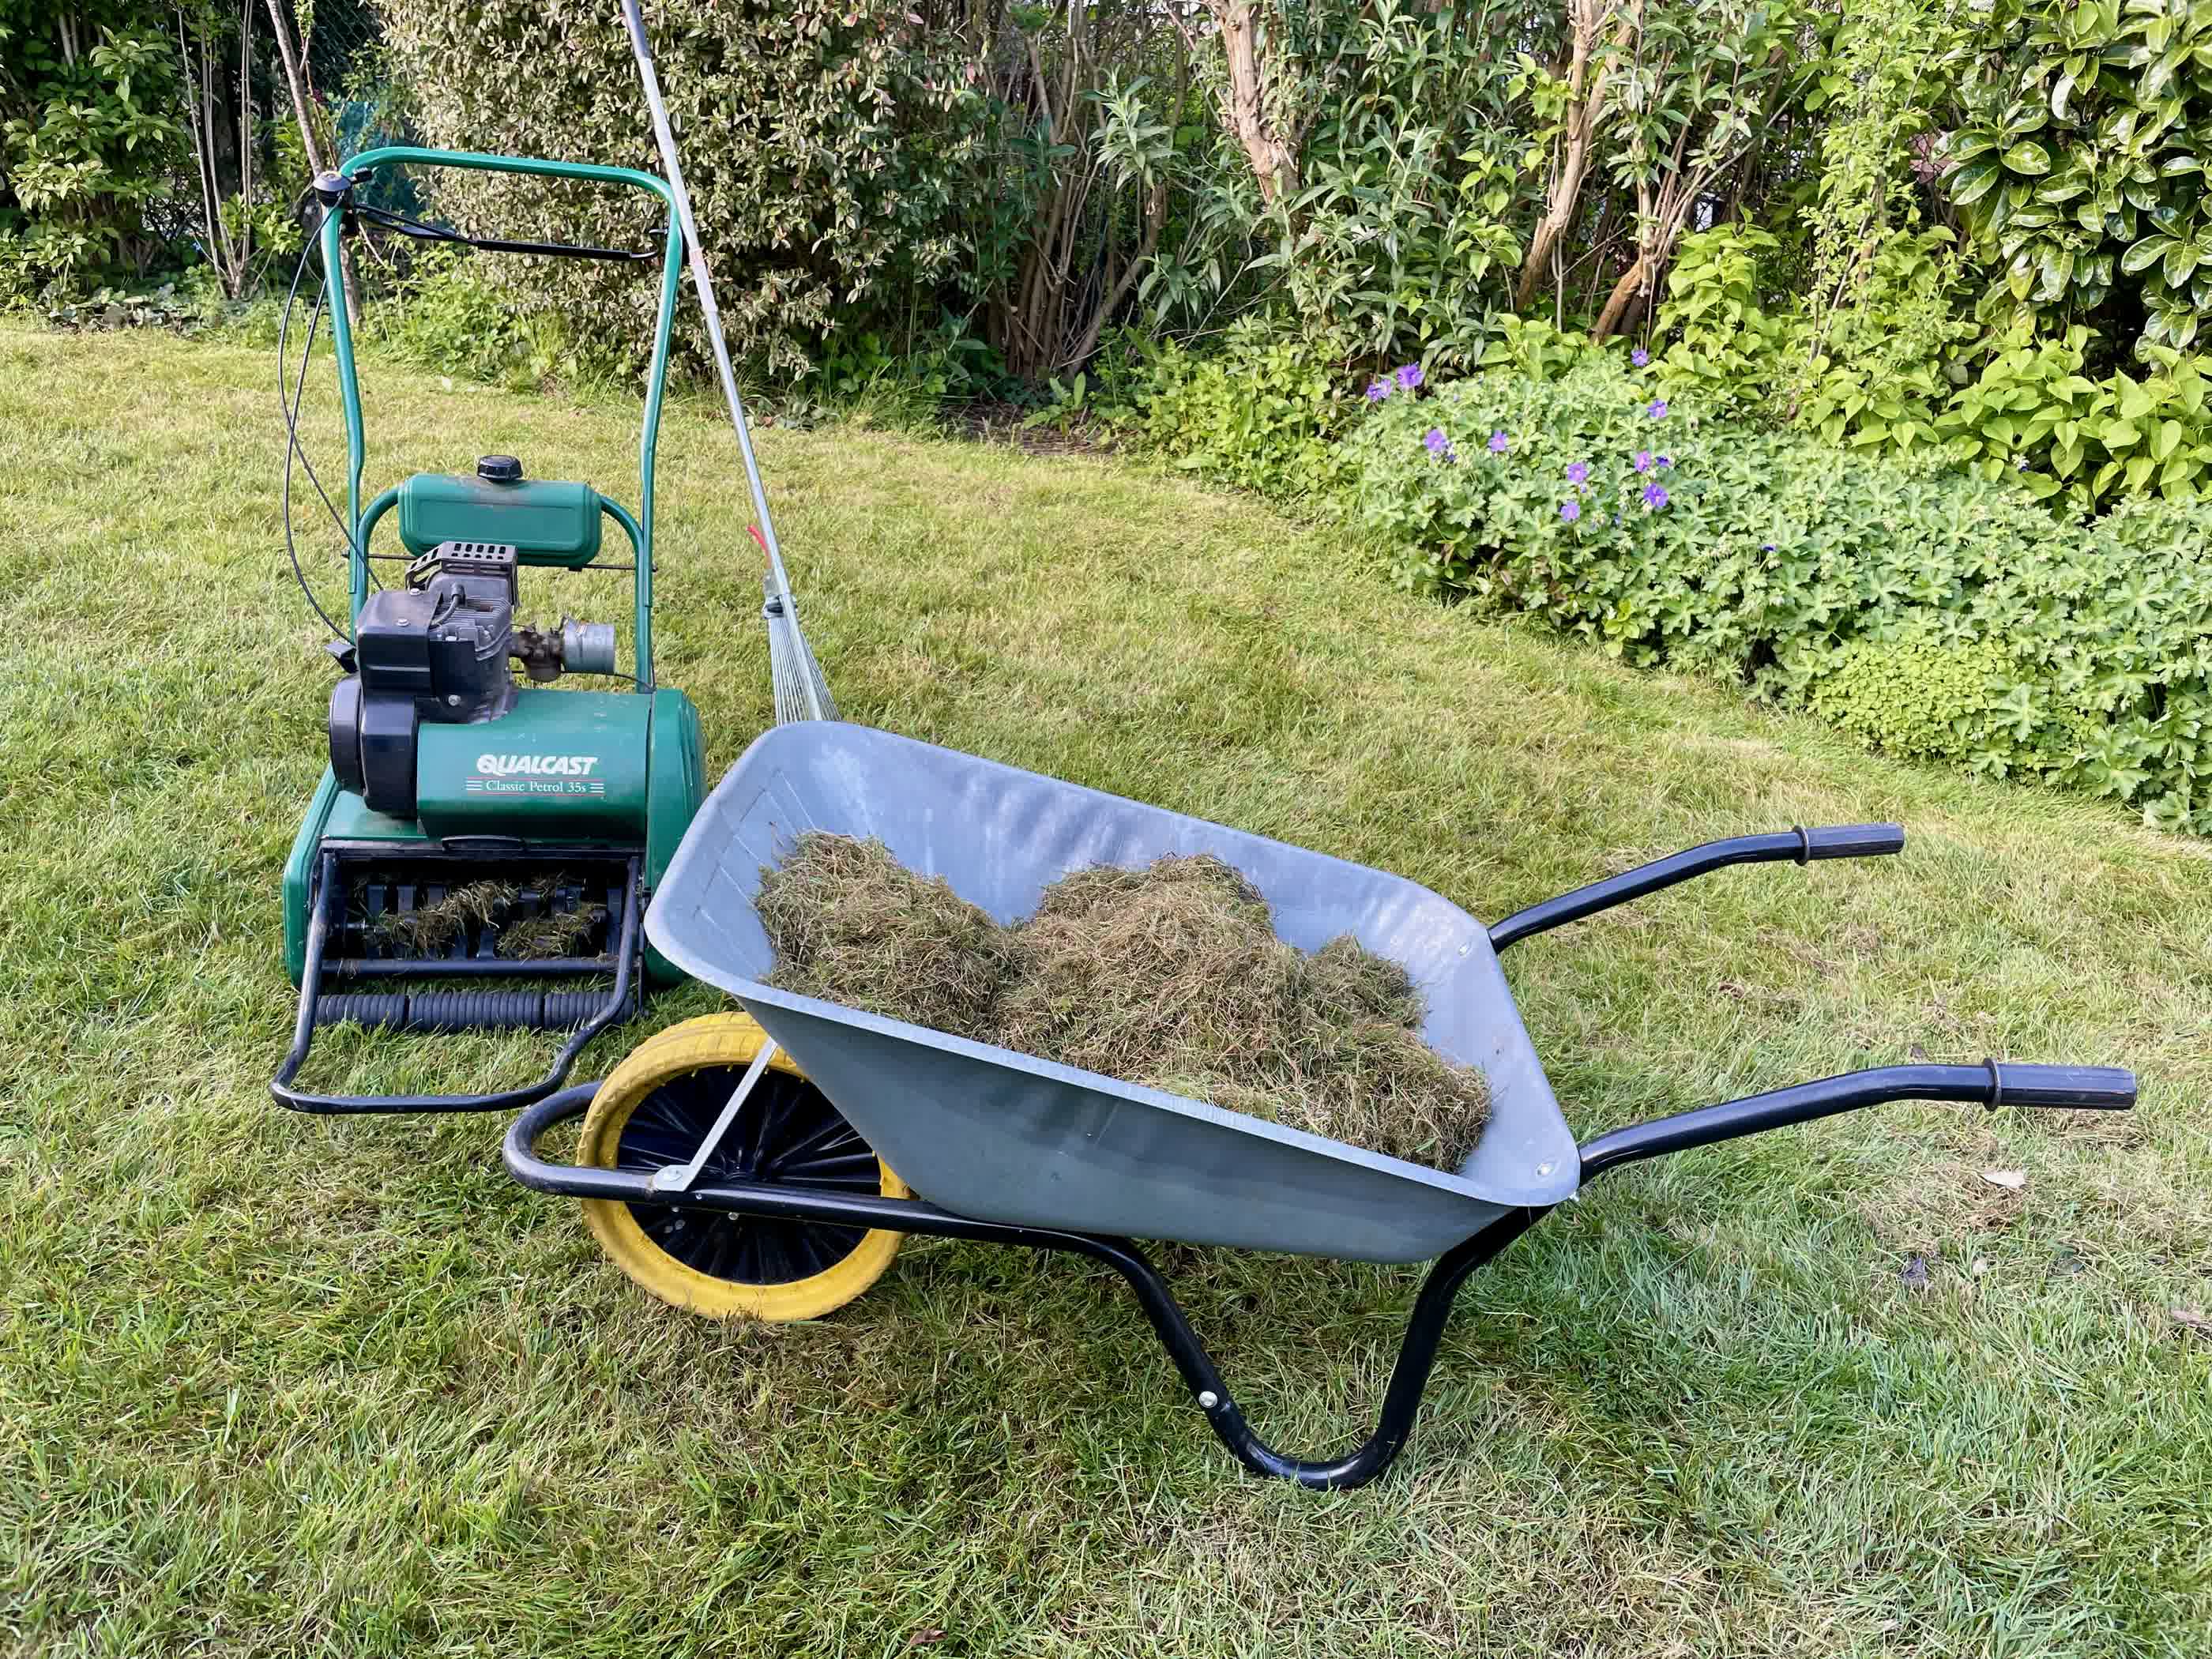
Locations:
577;1012;908;1320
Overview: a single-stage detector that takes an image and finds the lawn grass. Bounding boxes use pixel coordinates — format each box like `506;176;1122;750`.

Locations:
2;321;2207;1658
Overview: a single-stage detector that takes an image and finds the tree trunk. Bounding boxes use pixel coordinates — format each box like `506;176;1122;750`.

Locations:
1210;1;1298;204
1070;178;1168;367
1514;1;1631;312
263;0;361;323
1590;257;1645;340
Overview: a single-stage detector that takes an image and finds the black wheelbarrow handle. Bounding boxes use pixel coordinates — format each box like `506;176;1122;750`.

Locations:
1488;822;1905;950
1579;1060;2138;1183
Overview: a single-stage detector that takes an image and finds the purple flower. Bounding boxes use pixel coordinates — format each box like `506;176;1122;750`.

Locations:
1488;431;1510;454
1657;454;1672;468
1395;363;1424;391
1559;499;1581;522
1646;400;1668;419
1566;461;1590;487
1424;427;1454;458
1642;482;1670;510
1631;348;1650;367
1365;380;1390;403
1762;542;1777;552
1634;450;1654;474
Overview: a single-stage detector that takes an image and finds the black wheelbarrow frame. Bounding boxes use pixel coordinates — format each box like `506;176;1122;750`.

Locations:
505;824;2136;1491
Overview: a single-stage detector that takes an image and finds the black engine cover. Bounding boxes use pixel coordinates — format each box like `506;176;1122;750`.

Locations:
328;546;520;815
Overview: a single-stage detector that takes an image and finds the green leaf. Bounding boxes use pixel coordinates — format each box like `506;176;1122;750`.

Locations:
2003;141;2054;176
2143;45;2191;100
1951;156;2003;208
2154;417;2186;460
2123;234;2175;274
2037;245;2078;301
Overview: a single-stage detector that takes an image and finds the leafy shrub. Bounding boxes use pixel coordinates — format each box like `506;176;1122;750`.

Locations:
382;0;996;378
1939;330;2212;511
1807;636;2024;762
1115;319;1359;498
1344;359;2212;833
1939;0;2212;352
1473;315;1616;383
1650;225;1796;420
1657;224;1974;453
1654;224;2212;515
1;10;186;299
366;246;626;391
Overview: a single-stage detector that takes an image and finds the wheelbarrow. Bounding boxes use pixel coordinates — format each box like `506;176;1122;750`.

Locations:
505;721;2138;1489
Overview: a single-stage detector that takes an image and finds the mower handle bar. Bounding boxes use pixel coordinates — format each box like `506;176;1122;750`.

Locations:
1488;822;1905;951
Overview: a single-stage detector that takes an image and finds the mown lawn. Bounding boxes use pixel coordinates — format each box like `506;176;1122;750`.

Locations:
2;322;2207;1658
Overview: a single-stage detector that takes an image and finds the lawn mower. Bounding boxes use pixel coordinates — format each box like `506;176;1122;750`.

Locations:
269;24;830;1112
266;145;706;1115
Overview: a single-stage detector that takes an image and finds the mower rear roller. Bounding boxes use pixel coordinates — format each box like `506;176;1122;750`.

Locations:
577;1014;908;1320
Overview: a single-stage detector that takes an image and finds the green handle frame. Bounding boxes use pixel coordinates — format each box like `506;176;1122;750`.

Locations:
318;146;683;687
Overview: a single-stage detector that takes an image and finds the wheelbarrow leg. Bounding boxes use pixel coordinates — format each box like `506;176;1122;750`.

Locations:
1068;1209;1551;1492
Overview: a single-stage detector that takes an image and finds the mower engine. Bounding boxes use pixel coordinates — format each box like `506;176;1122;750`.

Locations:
327;540;616;817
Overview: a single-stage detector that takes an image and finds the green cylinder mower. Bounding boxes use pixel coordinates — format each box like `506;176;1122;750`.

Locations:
270;147;758;1114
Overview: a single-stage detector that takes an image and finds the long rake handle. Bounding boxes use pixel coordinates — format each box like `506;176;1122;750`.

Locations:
618;4;801;608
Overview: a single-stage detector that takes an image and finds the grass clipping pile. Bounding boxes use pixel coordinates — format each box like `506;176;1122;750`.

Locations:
757;833;1488;1170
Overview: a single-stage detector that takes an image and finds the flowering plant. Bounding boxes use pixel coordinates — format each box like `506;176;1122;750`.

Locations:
1344;357;2212;836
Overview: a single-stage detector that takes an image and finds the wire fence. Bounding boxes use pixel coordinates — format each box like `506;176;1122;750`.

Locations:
288;0;401;168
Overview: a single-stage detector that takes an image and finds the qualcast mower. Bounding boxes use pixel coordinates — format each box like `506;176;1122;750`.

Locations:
269;100;830;1112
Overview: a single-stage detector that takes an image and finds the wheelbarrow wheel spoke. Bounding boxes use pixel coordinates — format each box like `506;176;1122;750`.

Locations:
766;1149;881;1182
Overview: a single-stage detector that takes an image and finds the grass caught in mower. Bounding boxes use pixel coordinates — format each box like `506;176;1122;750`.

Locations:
758;834;1489;1168
365;878;515;954
358;875;608;961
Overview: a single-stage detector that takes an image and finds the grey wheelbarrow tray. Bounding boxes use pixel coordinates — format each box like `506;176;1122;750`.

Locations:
505;721;2138;1488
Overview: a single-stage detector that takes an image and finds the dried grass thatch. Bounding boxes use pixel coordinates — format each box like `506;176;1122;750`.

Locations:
756;834;1488;1169
359;874;609;961
756;834;1014;1040
367;879;516;955
495;901;608;961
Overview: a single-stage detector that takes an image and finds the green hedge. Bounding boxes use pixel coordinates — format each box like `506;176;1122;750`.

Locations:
1344;360;2212;835
382;0;993;378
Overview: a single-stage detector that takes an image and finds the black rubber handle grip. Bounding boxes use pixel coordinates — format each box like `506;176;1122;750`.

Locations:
1988;1062;2137;1110
1802;822;1906;860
